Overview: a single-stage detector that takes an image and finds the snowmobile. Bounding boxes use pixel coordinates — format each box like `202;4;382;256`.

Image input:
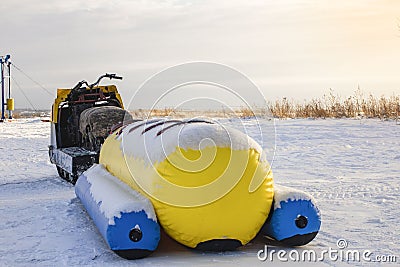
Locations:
48;73;132;184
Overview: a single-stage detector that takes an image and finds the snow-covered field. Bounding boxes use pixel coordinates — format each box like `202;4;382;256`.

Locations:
0;118;398;266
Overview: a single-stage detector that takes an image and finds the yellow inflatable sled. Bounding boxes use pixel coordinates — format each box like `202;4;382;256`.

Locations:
99;118;274;250
50;74;321;259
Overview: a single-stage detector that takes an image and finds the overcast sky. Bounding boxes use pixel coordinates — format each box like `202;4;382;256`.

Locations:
1;0;399;109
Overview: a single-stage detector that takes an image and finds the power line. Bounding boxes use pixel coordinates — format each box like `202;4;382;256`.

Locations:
11;76;38;111
11;63;54;96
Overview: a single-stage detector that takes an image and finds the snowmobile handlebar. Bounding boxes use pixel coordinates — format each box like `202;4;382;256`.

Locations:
72;73;123;90
90;73;123;88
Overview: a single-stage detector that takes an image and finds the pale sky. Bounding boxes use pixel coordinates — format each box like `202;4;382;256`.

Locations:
1;0;399;109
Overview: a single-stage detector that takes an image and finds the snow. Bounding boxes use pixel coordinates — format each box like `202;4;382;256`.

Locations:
272;184;316;210
83;164;157;224
0;118;399;266
119;119;263;165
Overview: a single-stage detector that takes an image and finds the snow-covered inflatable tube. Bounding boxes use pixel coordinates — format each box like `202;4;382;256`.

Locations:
75;164;160;259
99;119;274;250
261;185;321;246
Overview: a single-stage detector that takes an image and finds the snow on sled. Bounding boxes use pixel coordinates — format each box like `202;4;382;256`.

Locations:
75;164;160;259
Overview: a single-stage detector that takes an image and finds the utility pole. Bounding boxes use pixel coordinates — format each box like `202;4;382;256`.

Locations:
7;60;12;119
1;56;5;121
1;54;12;122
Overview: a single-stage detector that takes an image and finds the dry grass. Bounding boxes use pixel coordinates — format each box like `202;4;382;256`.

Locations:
129;90;399;120
8;89;399;121
8;110;50;119
268;89;400;120
130;108;178;118
128;107;269;119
